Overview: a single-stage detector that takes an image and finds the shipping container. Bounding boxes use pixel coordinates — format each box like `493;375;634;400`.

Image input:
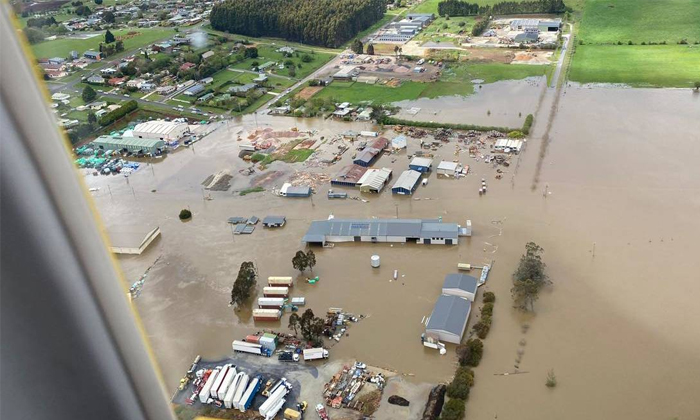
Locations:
284;408;302;420
210;365;230;400
224;372;244;408
257;297;285;309
245;334;261;344
263;286;289;297
239;375;262;412
259;383;289;417
198;368;220;403
217;366;237;400
291;297;305;306
232;373;249;410
303;348;329;361
252;308;282;321
268;276;293;287
259;336;277;352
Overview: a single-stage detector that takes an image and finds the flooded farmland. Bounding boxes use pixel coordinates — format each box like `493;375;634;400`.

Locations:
86;86;700;419
393;77;546;127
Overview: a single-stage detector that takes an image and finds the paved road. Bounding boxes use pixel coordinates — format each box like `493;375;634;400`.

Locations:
549;23;573;88
258;53;345;112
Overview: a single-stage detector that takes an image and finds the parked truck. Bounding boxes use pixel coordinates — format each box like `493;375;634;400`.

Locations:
224;372;244;408
239;375;262;412
303;348;329;361
259;382;290;418
232;340;272;357
279;351;300;362
198;368;220;403
217;366;237;400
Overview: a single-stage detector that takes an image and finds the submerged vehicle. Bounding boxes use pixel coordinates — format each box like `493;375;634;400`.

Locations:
316;403;329;420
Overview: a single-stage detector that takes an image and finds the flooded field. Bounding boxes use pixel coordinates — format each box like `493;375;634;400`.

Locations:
86;86;700;419
393;77;545;127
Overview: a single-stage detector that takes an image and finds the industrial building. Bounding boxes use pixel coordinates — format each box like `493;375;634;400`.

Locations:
279;183;312;197
436;161;463;176
442;273;479;301
425;294;472;344
91;135;165;155
262;216;286;228
331;164;368;187
509;18;561;32
108;226;161;255
133;120;189;142
302;218;467;246
391;170;422;195
353;137;389;167
409;157;433;173
333;66;358;80
358;167;393;193
494;139;523;153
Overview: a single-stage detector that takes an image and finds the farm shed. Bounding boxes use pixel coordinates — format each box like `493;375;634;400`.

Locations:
391;170;422;195
262;216;286;228
442;273;479;301
358;168;393;193
409;157;433;173
425;294;472;344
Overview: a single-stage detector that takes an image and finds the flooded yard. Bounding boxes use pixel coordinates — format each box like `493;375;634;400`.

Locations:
393;77;545;128
87;86;700;419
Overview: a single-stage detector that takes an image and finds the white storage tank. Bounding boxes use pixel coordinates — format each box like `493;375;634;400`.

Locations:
371;255;380;268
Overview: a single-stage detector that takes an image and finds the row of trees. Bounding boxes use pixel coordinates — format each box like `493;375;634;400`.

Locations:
210;0;386;47
437;0;567;17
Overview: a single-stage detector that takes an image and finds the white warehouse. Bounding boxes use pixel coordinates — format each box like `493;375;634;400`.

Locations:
133;120;190;142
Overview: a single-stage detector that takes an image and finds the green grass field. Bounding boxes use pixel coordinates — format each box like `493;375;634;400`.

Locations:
570;0;700;87
228;45;334;79
31;28;175;59
414;16;475;43
578;0;700;44
314;62;547;104
569;45;700;87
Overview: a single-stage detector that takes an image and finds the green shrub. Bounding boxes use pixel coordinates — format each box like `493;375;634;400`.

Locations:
439;398;466;420
446;367;474;399
179;209;192;220
458;339;483;367
507;130;525;138
250;153;266;162
483;291;496;303
473;321;490;339
521;114;534;134
98;100;138;126
481;302;494;317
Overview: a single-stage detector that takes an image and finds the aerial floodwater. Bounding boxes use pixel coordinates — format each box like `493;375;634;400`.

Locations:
86;85;700;419
393;77;546;127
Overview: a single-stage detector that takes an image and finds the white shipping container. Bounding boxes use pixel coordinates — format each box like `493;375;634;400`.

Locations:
263;286;289;297
232;373;249;410
266;397;286;419
217;366;237;400
267;276;293;286
303;348;329;361
199;369;220;404
257;297;285;308
291;297;305;306
210;365;230;400
224;372;244;408
239;376;260;412
259;384;288;417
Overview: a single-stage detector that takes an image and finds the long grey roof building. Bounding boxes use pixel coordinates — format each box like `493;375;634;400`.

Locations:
442;273;479;301
425;294;472;344
302;218;463;245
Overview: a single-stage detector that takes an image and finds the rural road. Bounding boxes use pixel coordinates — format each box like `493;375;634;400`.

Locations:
550;23;573;88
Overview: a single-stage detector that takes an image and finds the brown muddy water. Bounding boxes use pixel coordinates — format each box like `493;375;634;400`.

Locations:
393;77;545;128
85;87;700;419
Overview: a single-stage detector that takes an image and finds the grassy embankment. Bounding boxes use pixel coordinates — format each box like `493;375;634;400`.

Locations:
31;28;176;58
570;0;700;87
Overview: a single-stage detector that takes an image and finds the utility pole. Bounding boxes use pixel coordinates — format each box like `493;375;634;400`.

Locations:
395;203;399;219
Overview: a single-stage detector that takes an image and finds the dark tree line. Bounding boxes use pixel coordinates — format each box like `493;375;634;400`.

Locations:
438;0;567;17
210;0;386;48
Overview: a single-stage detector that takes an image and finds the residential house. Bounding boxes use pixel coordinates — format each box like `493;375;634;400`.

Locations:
179;62;196;72
200;77;214;85
127;78;146;88
201;50;215;60
84;50;103;60
227;83;256;96
108;77;128;86
86;75;106;84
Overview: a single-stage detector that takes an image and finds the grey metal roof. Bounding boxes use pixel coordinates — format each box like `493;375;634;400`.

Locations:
228;217;248;224
392;170;422;191
426;295;471;337
301;218;460;242
247;216;259;224
443;273;478;293
410;157;433;168
234;224;255;234
263;216;286;225
286;186;311;196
